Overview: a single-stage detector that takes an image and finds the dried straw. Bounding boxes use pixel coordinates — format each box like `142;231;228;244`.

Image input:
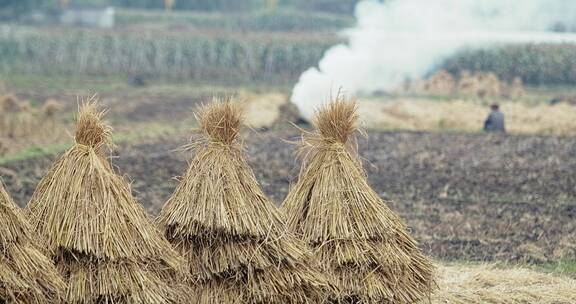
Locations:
158;97;329;303
433;264;576;303
25;100;190;304
0;180;65;303
282;96;436;303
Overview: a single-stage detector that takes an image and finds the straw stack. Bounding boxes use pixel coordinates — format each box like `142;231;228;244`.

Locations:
25;101;189;303
457;70;479;97
424;70;456;95
158;98;328;303
507;77;525;99
0;95;22;138
0;180;65;303
41;99;64;137
282;96;435;303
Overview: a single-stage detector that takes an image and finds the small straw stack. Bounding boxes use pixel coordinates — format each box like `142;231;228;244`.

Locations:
25;101;190;303
41;99;64;138
0;95;23;138
282;96;436;303
158;97;329;303
0;180;65;303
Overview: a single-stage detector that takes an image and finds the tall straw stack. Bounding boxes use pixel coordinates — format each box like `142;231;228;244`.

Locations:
25;101;190;303
158;98;328;303
0;180;65;303
282;96;435;303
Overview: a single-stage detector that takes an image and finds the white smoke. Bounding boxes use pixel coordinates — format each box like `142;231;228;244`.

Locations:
292;0;576;118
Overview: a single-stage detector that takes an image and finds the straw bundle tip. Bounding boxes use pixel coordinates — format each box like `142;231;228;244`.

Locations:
198;97;242;145
314;95;358;143
74;101;111;149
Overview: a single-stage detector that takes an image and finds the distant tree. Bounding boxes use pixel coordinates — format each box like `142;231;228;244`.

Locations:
282;0;360;15
174;0;266;11
58;0;70;9
0;0;44;17
113;0;162;9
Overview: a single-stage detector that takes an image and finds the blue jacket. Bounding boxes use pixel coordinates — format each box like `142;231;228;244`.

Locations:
484;110;505;132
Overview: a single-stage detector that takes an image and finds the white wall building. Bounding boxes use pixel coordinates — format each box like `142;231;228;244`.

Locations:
60;6;115;29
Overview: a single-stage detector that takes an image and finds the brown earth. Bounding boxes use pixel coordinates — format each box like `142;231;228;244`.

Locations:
2;130;575;264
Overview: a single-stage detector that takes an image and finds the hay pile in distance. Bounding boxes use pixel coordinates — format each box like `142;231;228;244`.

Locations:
282;96;435;303
423;70;456;95
158;97;328;303
0;180;65;303
0;95;35;138
25;100;190;304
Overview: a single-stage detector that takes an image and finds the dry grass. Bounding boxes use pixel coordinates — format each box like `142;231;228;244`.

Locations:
158;97;329;303
359;97;576;135
434;264;576;304
25;99;190;303
0;180;65;303
236;91;304;129
282;96;435;303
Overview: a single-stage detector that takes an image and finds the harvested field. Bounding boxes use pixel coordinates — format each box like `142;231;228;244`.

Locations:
2;130;575;265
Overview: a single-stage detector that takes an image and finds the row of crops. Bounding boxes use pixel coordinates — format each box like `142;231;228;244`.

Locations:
0;27;336;83
1;26;576;85
442;44;576;85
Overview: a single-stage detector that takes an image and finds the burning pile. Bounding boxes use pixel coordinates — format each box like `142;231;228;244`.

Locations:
158;98;328;303
0;180;64;303
282;97;435;303
25;101;189;303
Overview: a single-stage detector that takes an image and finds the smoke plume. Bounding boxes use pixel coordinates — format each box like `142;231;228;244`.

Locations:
292;0;576;118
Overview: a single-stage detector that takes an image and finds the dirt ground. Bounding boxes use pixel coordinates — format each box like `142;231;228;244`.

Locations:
2;129;575;264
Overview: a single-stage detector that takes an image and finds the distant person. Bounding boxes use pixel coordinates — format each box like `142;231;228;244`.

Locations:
484;104;505;133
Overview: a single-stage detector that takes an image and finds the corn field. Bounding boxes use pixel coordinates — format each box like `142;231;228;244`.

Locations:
442;44;576;85
3;26;575;85
0;27;335;82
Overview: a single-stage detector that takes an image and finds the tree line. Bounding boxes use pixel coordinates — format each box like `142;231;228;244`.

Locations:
0;0;360;14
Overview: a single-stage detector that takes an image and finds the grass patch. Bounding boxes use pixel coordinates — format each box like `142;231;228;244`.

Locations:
3;74;128;93
534;260;576;277
0;143;71;165
0;119;195;165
